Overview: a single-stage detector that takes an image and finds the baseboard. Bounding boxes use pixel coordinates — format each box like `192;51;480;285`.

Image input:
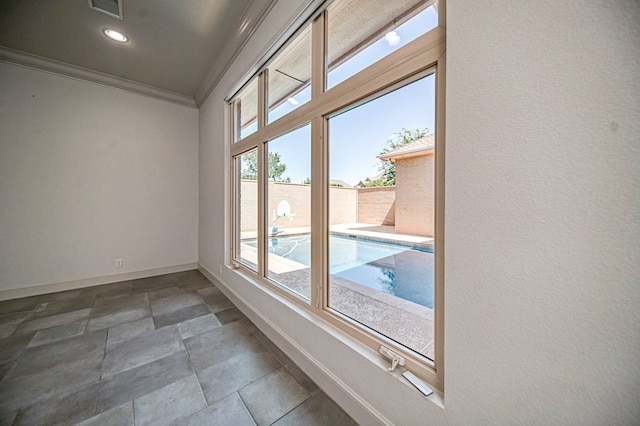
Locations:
0;263;198;301
198;262;392;426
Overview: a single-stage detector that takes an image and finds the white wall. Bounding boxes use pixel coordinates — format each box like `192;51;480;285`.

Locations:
0;62;199;296
199;0;640;423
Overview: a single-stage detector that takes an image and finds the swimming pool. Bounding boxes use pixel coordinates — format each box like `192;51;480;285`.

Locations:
251;234;433;308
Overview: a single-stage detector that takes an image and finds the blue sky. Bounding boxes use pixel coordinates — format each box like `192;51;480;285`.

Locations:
263;6;438;185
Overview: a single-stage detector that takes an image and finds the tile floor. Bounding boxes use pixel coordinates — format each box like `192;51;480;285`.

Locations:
0;270;357;426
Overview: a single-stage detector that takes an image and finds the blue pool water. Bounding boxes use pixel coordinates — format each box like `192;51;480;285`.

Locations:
260;234;433;308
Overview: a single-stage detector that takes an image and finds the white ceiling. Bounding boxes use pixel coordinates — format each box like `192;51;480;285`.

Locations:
0;0;275;106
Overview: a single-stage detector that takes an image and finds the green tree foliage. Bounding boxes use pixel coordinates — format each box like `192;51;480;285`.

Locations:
363;178;387;187
241;151;289;182
377;128;429;186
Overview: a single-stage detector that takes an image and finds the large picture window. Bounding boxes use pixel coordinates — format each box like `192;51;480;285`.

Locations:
229;0;445;390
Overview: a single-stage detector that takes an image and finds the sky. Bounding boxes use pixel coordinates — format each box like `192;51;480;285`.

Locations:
246;6;438;186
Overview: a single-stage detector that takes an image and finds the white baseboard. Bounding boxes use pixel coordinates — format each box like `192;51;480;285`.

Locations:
0;263;198;301
198;262;391;426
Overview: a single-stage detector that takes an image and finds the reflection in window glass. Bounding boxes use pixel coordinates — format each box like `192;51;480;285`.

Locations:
235;78;258;141
328;74;436;360
326;0;437;89
235;150;258;270
265;124;311;301
268;26;312;124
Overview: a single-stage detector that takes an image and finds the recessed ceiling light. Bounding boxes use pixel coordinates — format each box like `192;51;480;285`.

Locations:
103;29;128;43
384;31;400;47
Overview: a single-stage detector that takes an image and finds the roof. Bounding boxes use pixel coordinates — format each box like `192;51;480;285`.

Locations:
377;134;435;162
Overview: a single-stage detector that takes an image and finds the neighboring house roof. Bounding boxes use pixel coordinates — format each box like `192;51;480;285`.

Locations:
330;179;353;188
355;174;383;188
377;134;435;162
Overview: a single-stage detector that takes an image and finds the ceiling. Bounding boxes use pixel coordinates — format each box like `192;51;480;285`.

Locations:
0;0;275;106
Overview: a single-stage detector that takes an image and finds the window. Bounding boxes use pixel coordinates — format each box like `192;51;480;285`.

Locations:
229;0;445;390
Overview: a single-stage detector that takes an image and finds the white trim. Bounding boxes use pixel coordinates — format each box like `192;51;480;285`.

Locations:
0;47;197;108
194;0;280;106
0;263;197;301
223;0;326;103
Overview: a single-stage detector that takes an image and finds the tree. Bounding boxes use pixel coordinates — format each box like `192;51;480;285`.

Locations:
303;177;311;185
241;151;289;182
377;128;429;186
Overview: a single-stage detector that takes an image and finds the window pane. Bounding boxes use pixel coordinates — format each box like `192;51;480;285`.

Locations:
328;74;436;360
235;150;258;270
267;26;312;124
235;78;258;141
265;124;311;301
326;0;438;89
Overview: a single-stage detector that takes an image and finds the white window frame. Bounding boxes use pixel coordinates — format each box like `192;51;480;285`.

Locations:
229;0;446;391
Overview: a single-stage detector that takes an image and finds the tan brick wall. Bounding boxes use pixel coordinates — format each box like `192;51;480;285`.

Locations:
329;186;358;225
240;180;357;232
394;154;435;237
356;186;395;225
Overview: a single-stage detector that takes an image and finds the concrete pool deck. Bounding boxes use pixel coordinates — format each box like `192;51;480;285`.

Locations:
238;223;435;360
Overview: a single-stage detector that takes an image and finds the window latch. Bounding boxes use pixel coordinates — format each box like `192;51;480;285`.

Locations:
379;345;406;372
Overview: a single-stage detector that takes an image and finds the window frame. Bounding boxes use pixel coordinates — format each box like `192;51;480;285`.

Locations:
229;0;446;391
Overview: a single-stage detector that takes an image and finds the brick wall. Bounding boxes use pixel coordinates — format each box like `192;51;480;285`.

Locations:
356;186;395;225
394;154;435;237
240;180;357;232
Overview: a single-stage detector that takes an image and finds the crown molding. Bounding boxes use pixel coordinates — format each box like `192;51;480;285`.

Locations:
193;0;279;107
0;46;197;108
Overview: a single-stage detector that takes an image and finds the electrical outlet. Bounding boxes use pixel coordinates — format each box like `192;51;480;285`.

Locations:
115;258;123;268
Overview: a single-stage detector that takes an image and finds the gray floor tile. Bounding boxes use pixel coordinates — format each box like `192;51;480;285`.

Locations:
178;279;214;292
87;293;151;332
0;348;104;411
184;319;261;371
150;291;203;316
12;381;99;426
197;346;280;404
215;306;247;325
239;368;310;426
272;391;357;426
0;410;17;426
260;336;293;366
177;314;221;340
79;281;131;299
0;362;14;382
153;303;210;329
0;296;41;316
0;312;30;338
183;393;256;426
14;308;91;334
3;330;106;381
29;294;96;320
283;361;319;394
133;374;207;426
0;333;35;367
96;350;193;413
102;325;183;378
75;401;133;426
27;320;87;348
130;274;178;294
106;316;154;348
197;287;234;313
0;332;105;411
171;270;207;284
147;286;184;302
